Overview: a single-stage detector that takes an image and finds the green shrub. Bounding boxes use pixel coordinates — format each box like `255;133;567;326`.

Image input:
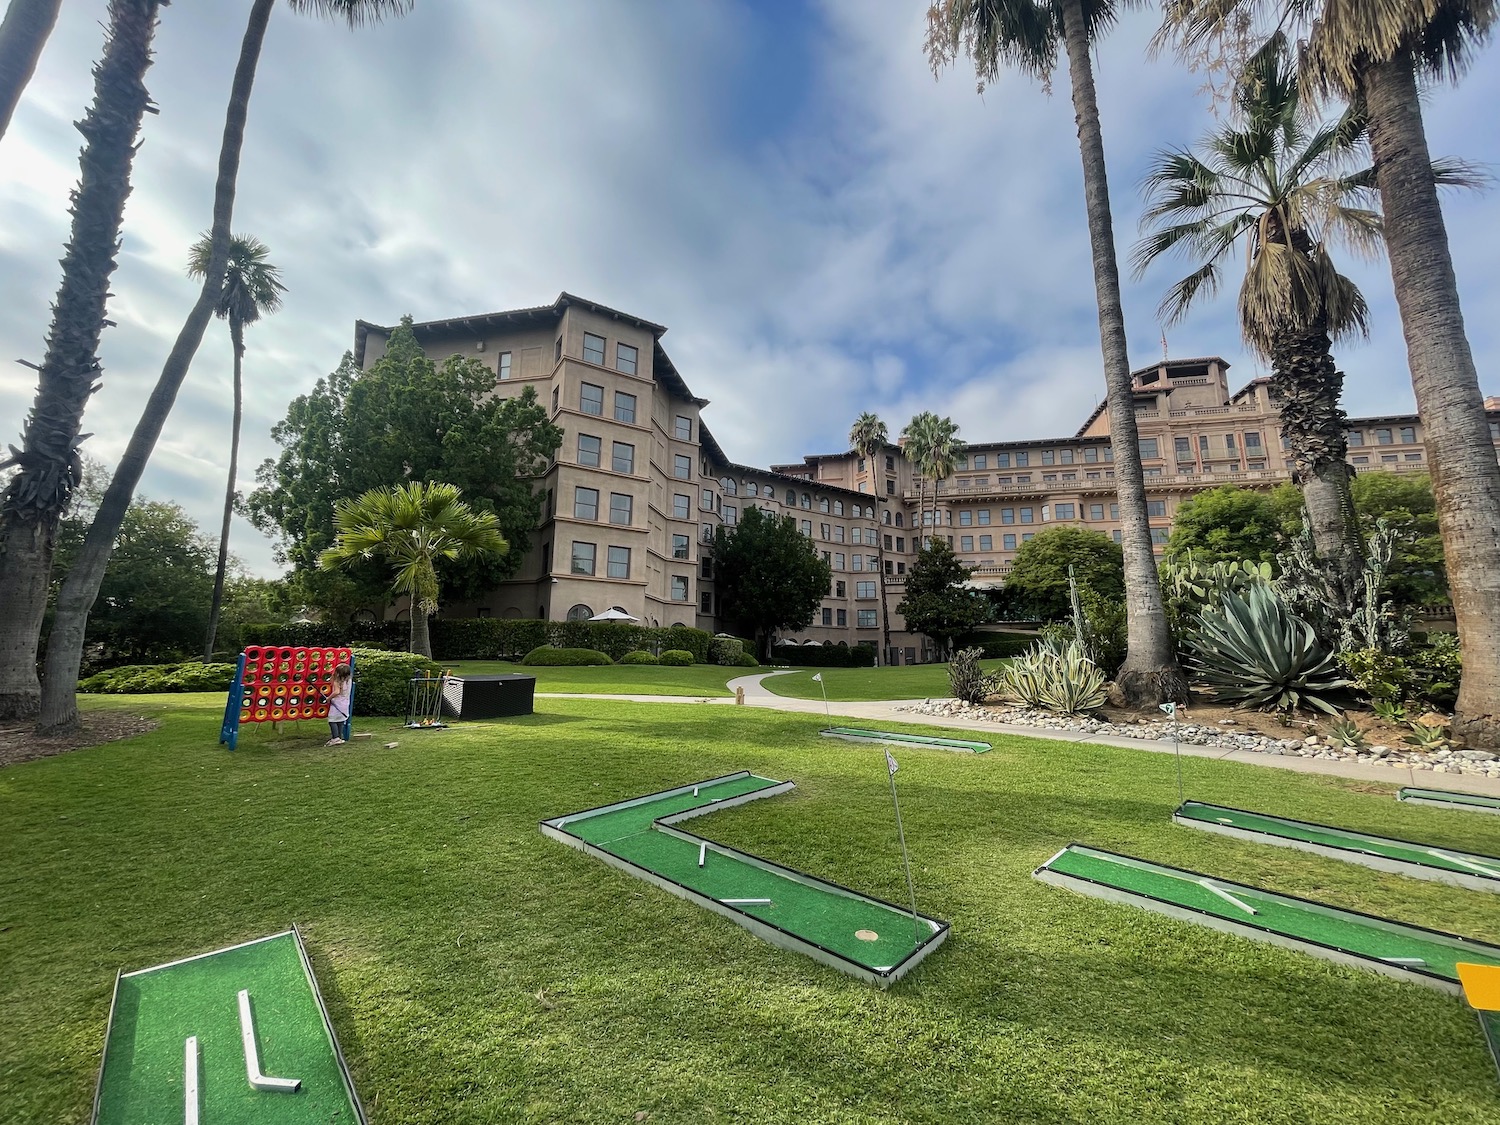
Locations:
521;647;613;667
951;631;1036;659
769;644;876;668
242;621;406;650
349;648;441;716
993;637;1106;713
736;652;760;668
949;647;999;704
618;650;658;665
708;637;743;666
658;649;695;667
79;661;237;695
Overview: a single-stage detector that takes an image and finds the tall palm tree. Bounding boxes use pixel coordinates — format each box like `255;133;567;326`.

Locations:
1159;0;1500;746
902;411;940;545
927;0;1185;706
0;0;63;143
927;415;965;540
319;482;507;658
189;233;286;660
0;0;162;720
1133;35;1377;588
36;0;412;733
849;411;895;657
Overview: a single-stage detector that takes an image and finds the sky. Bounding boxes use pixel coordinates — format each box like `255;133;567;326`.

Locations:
1;0;1496;578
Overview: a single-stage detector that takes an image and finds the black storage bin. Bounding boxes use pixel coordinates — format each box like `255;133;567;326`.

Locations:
442;673;536;719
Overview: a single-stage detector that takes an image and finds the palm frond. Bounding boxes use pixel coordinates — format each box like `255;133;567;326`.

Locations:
1431;156;1495;192
1158;260;1224;326
286;0;415;29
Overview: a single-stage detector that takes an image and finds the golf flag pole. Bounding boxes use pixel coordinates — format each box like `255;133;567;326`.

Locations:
813;672;831;725
1161;701;1182;807
885;749;922;939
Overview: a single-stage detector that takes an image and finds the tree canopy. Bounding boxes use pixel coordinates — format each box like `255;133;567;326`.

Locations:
1005;526;1125;621
711;505;833;658
1162;484;1302;567
1350;471;1447;606
247;318;562;614
896;538;991;654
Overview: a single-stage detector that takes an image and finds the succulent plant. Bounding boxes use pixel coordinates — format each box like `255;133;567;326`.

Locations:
1402;721;1450;750
1185;584;1347;715
1372;698;1407;724
993;636;1106;714
1326;716;1367;750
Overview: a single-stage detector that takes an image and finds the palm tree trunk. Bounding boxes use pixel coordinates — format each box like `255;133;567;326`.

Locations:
37;0;275;734
1362;51;1500;749
876;534;892;662
0;0;160;720
916;479;927;548
410;605;431;658
1268;321;1362;591
1058;0;1183;707
0;0;63;142
203;317;244;659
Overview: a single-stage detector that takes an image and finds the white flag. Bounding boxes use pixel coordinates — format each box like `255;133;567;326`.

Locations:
1159;702;1176;718
885;749;898;776
811;673;822;682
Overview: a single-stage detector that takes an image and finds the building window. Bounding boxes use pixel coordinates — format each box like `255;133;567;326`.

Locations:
1175;436;1191;457
1110;504;1119;519
883;533;892;550
896;537;905;552
615;391;637;423
674;454;691;480
1147;500;1167;517
607;545;630;578
1061;449;1075;464
574;487;599;520
1089;504;1104;520
835;553;846;570
977;509;991;525
1019;508;1034;524
1151;527;1170;545
1055;503;1075;519
578;434;601;466
885;455;896;471
672;533;690;559
571;542;596;575
852;553;862;570
1041;450;1054;465
1112;530;1122;543
672;494;691;520
609;493;632;525
701;488;715;510
1200;435;1210;453
1014;452;1029;467
1000;508;1014;525
1083;448;1098;463
670;576;689;601
802;520;813;536
604;441;630;474
551;386;559;412
833;500;844;516
1376;428;1393;444
837;609;848;627
833;525;845;543
616;342;638;375
1245;432;1262;450
1225;433;1237;453
1347;430;1364;446
580;382;604;415
784;489;796;506
857;609;878;628
959;511;973;526
835;580;847;597
800;493;812;510
822;608;833;626
583;332;606;364
555;337;563;362
857;580;876;598
1003;533;1017;550
1041;505;1051;522
674;415;692;441
961;535;974;552
566;603;593;622
498;351;512;379
724;505;738;525
973;454;988;470
1400;426;1416;444
1139;438;1159;459
701;591;713;613
1382;453;1399;463
1352;455;1369;464
1404;452;1423;461
979;534;993;551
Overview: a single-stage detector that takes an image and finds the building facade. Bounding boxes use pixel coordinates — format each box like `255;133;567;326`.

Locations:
355;295;1500;660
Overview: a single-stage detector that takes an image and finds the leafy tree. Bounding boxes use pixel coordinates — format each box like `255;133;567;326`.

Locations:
35;0;414;734
247;319;563;608
1163;485;1291;567
319;482;508;658
711;505;833;660
1005;527;1125;622
0;0;163;720
0;0;63;143
897;539;991;658
928;0;1184;707
848;412;894;654
188;233;286;659
1350;472;1447;607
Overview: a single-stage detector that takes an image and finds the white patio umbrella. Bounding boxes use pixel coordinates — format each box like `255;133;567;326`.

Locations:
589;608;639;622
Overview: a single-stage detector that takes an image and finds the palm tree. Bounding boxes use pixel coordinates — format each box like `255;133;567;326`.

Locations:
0;0;63;143
1133;35;1376;588
849;411;895;657
190;234;286;659
927;0;1185;707
35;0;412;733
927;415;965;540
901;411;940;546
0;0;162;720
319;482;507;658
1159;0;1500;746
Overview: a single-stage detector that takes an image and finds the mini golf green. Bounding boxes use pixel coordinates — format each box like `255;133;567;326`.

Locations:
93;929;363;1125
1173;800;1500;893
540;771;949;986
1035;844;1500;994
819;727;991;754
1399;787;1500;816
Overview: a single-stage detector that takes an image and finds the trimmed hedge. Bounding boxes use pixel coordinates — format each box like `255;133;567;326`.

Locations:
770;644;876;668
350;648;441;716
707;637;743;666
522;647;613;667
951;631;1038;659
735;653;760;667
241;618;713;664
80;661;237;694
658;649;695;667
618;650;658;665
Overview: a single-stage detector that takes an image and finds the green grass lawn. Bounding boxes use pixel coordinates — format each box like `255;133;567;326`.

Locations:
6;694;1500;1123
759;660;1008;701
438;660;737;696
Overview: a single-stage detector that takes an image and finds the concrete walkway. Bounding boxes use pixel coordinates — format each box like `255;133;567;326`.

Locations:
536;673;1500;799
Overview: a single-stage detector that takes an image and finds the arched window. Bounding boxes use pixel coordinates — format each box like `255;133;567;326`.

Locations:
785;489;796;506
746;482;758;497
818;497;830;513
567;604;593;622
833;500;844;516
800;492;811;510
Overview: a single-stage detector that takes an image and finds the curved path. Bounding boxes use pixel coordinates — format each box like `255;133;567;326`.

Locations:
536;673;1500;798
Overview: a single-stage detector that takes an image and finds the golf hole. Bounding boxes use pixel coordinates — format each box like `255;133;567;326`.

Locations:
855;929;879;942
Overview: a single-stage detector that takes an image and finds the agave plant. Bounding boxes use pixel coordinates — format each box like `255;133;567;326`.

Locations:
1402;721;1450;751
1186;584;1347;715
994;637;1107;714
1373;698;1407;724
1326;716;1367;750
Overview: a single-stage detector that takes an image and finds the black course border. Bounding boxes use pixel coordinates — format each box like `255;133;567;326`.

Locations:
541;773;950;987
1034;843;1500;995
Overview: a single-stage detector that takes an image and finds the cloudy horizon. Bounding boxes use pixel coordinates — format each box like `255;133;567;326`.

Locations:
1;0;1495;578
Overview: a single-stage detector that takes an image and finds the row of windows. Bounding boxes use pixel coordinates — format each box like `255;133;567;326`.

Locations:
818;551;881;572
564;378;693;441
856;455;899;473
958;447;1113;469
570;542;633;579
572;487;634;525
1348;426;1416;446
577;434;637;473
577;332;639;376
819;608;880;628
1352;453;1424;465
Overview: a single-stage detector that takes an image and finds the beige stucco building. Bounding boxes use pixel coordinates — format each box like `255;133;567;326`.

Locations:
355;294;1500;663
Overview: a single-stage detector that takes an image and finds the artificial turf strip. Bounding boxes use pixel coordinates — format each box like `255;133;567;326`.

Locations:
1174;801;1500;888
1039;845;1500;989
1399;787;1500;815
820;727;991;753
545;774;946;978
96;931;361;1124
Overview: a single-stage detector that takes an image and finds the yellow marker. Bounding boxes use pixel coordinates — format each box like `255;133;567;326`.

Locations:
1456;962;1500;1011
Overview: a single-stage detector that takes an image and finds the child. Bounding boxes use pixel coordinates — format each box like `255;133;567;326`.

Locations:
325;663;353;746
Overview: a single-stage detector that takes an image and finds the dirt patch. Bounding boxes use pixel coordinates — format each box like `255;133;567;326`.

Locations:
1098;700;1427;749
0;711;161;768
